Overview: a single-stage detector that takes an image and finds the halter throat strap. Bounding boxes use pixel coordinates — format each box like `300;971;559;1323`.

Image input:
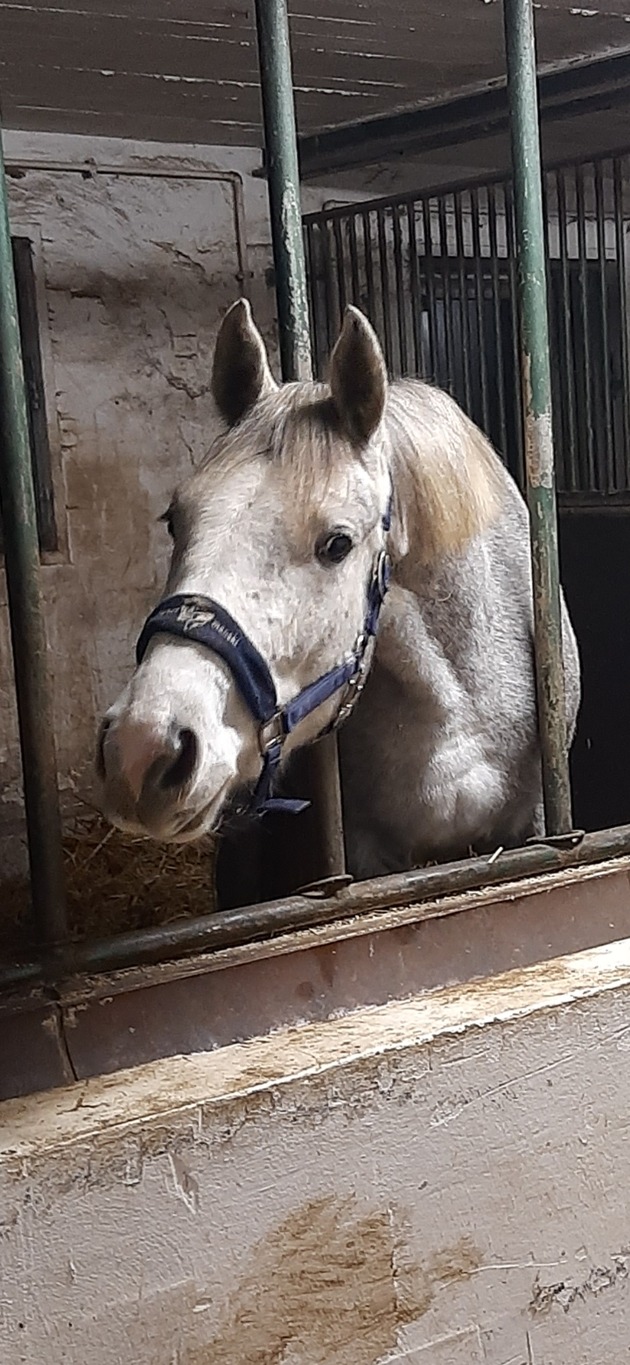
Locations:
136;498;392;816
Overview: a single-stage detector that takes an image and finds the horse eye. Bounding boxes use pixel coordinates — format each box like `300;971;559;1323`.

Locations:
317;531;354;567
160;510;175;538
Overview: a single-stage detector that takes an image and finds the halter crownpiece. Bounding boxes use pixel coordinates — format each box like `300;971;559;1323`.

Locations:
135;494;392;818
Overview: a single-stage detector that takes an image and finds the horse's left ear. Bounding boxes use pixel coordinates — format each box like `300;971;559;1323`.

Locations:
330;306;387;445
212;298;278;427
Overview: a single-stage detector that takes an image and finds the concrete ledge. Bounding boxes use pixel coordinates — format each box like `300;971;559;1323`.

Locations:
3;939;630;1364
3;935;630;1157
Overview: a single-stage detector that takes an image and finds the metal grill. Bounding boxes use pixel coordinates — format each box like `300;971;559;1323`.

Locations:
304;153;630;500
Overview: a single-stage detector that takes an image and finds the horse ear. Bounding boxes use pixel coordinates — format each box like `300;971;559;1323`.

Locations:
330;306;387;444
212;299;277;427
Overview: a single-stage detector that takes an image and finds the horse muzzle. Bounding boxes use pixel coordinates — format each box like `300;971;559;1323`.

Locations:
97;714;230;842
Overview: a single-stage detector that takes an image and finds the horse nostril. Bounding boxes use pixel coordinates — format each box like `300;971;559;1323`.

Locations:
160;727;198;791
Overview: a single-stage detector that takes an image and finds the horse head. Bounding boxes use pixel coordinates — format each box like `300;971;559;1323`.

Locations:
97;300;393;842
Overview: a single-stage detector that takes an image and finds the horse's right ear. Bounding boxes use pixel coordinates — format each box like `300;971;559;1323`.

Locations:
212;299;278;427
330;306;387;445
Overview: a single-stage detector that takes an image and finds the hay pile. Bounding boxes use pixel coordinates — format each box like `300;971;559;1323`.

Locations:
0;806;219;952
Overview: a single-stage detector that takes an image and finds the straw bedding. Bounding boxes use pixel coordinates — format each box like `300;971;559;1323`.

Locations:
0;805;218;953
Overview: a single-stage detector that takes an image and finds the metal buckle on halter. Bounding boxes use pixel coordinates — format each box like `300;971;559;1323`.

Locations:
258;711;285;756
374;548;391;601
357;632;376;679
334;635;377;728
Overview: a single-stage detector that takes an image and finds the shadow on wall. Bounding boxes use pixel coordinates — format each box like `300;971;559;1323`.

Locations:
560;510;630;834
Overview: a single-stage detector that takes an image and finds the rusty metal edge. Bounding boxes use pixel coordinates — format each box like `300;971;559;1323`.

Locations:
2;846;630;1013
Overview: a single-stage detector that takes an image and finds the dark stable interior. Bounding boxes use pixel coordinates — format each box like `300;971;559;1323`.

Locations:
561;508;630;836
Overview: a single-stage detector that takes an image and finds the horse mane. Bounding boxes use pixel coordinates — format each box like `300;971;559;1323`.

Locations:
201;376;503;564
385;379;503;564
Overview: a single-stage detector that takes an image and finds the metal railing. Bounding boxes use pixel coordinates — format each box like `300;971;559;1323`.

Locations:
304;156;630;502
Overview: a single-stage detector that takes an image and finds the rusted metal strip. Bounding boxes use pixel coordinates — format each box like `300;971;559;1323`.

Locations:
6;824;630;990
3;856;630;1104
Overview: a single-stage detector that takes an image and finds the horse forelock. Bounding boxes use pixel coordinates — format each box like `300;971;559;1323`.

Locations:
195;381;359;502
191;376;502;562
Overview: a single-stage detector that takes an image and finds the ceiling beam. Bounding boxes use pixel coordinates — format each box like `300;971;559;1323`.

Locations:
294;48;630;181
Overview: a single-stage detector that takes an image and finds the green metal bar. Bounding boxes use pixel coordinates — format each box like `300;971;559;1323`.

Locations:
253;0;312;383
253;0;346;879
613;158;630;491
503;0;573;836
0;129;67;947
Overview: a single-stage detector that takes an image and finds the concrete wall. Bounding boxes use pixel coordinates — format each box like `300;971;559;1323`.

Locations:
0;129;361;837
3;937;630;1363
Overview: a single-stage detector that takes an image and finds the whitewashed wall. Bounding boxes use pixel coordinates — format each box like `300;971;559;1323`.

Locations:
2;938;630;1364
0;130;362;830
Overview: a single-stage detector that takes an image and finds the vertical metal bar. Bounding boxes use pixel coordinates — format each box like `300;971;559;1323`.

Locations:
362;210;377;327
557;169;578;492
0;129;67;948
421;198;438;381
576;163;596;490
437;195;454;390
487;184;508;457
376;207;393;367
613;156;630;490
254;0;311;382
470;186;491;434
454;191;473;414
347;213;360;305
319;221;337;348
595;160;614;493
254;0;345;878
541;169;562;490
503;0;572;836
392;204;408;376
11;238;57;555
332;215;347;319
505;187;526;487
407;203;422;375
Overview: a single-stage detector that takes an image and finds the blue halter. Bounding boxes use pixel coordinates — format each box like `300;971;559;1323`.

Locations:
135;499;392;817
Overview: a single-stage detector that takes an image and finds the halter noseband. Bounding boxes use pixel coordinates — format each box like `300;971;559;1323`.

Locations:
135;498;392;817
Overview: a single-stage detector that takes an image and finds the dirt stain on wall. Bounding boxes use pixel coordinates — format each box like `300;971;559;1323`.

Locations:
185;1194;481;1365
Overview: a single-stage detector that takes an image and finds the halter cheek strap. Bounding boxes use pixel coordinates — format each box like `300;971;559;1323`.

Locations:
135;497;392;817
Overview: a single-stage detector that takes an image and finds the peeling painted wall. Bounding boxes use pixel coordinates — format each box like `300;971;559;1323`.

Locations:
0;130;362;852
3;938;630;1363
